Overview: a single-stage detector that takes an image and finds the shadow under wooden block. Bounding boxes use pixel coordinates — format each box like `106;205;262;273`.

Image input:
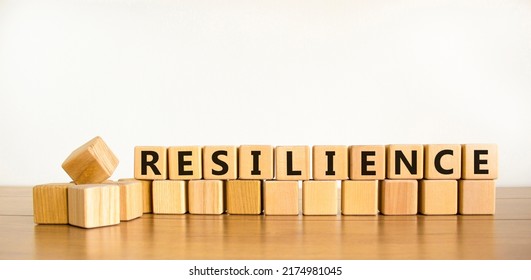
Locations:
264;181;299;215
459;180;496;215
424;144;461;179
68;184;120;228
419;180;457;215
349;145;386;180
386;144;424;179
203;146;237;180
33;183;73;224
276;146;310;180
118;178;153;213
134;146;167;180
462;144;498;180
302;180;338;215
115;180;143;221
227;180;262;215
312;145;348;180
168;146;202;180
188;180;224;214
380;180;418;215
341;180;378;215
152;180;187;214
238;145;274;180
62;136;119;184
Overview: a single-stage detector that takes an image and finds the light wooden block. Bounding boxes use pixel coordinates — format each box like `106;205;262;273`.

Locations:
33;183;73;224
152;180;187;214
168;146;202;180
119;178;153;213
459;180;496;215
203;146;237;180
115;180;143;221
386;144;424;179
302;180;338;215
264;181;299;215
62;136;119;184
424;144;461;179
349;145;386;180
226;180;262;215
312;145;348;180
276;146;310;180
419;180;457;215
68;184;120;228
134;146;167;180
238;145;274;179
380;180;418;215
341;180;378;215
462;144;498;179
188;180;224;214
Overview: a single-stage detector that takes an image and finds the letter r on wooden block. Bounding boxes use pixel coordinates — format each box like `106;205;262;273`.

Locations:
152;180;187;214
276;146;310;180
424;144;461;179
349;145;386;180
419;180;457;215
386;144;424;179
168;146;202;180
33;183;73;224
134;146;167;180
188;180;224;214
238;145;274;179
462;144;498;179
380;180;418;215
264;181;299;215
227;180;262;214
312;145;348;180
341;180;378;215
203;146;237;180
302;180;338;215
459;180;496;215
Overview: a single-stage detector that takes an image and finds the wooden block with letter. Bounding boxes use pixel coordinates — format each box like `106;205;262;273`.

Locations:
419;180;457;215
349;145;386;180
188;180;224;214
238;145;274;179
62;136;119;184
424;144;461;179
386;144;424;179
134;146;167;180
312;145;348;180
341;180;378;215
33;183;73;224
203;146;237;180
276;146;310;180
227;180;262;214
115;180;143;221
302;180;338;215
67;184;120;228
462;144;498;179
459;180;496;215
264;181;299;215
168;146;202;180
118;178;153;213
380;180;418;215
152;180;187;214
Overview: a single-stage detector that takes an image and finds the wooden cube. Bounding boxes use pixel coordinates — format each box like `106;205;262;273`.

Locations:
62;136;119;184
203;146;237;180
459;180;496;215
188;180;224;214
264;181;299;215
302;180;338;215
68;184;120;228
386;144;424;179
462;144;498;179
419;180;457;215
276;146;310;180
152;180;187;214
424;144;461;179
119;178;153;213
168;146;202;180
115;180;143;221
312;145;348;180
226;180;262;215
33;183;73;224
341;180;378;215
238;145;274;179
349;145;386;180
380;180;418;215
134;146;167;180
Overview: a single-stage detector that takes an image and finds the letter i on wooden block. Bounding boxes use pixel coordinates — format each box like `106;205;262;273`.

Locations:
68;184;120;228
134;146;167;180
203;146;237;179
419;180;457;215
119;178;153;213
33;183;74;224
264;181;299;215
349;145;386;180
188;180;224;214
238;145;274;179
341;180;378;215
459;180;496;215
276;146;310;180
115;180;143;221
168;146;202;180
312;145;348;180
302;181;338;215
152;180;187;214
462;144;498;179
227;180;262;214
386;144;424;179
380;180;418;215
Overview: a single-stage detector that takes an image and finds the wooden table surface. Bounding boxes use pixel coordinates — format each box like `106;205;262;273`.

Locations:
1;186;530;260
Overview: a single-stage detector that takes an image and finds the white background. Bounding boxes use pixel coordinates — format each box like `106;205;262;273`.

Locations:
1;0;530;186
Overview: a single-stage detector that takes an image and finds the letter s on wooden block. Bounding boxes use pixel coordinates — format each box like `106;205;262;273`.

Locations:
202;146;237;179
134;146;167;180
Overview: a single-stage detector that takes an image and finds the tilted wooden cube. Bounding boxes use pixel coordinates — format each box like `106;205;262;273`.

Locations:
33;183;74;224
152;180;187;214
68;184;120;228
264;181;299;215
226;180;262;215
380;180;418;215
115;180;143;221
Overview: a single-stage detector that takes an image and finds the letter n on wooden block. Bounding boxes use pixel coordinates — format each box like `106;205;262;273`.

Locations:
424;144;461;179
203;146;237;180
238;145;274;179
380;180;418;215
462;144;498;179
152;180;187;214
188;180;224;214
386;145;424;179
134;146;167;180
33;183;73;224
119;178;153;213
68;184;120;228
168;146;202;180
227;180;262;214
115;180;143;221
459;180;496;215
276;146;310;180
349;145;385;180
264;181;299;215
312;145;348;180
419;180;457;215
341;180;378;215
302;180;338;215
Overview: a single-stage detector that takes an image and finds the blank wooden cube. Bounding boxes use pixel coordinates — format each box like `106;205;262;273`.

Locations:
227;180;262;215
68;184;120;228
152;180;187;214
386;144;424;179
188;180;224;214
276;146;310;180
119;178;153;213
380;180;418;215
33;183;73;224
238;145;274;179
203;146;237;180
134;146;167;180
459;180;496;215
341;180;378;215
424;144;461;179
349;145;386;180
302;180;338;215
115;180;143;221
312;145;348;180
168;146;202;180
62;136;119;184
419;180;457;215
264;181;299;215
462;144;498;179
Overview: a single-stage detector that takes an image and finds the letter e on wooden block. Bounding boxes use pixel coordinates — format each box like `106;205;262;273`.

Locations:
33;183;73;224
459;180;496;215
386;144;424;179
68;184;120;228
462;144;498;179
302;180;338;215
276;146;310;180
341;180;378;215
152;180;187;214
119;178;153;213
380;180;418;215
238;145;274;179
312;145;348;180
134;146;167;180
419;180;457;215
115;180;143;221
424;144;461;179
168;146;202;180
264;181;299;215
349;145;386;180
188;180;224;214
227;180;262;214
203;146;237;180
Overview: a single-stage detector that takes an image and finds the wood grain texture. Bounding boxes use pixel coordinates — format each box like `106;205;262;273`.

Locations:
67;184;120;228
152;180;187;214
226;180;262;214
134;146;167;180
275;146;310;180
168;146;202;180
263;180;299;215
115;180;143;221
238;145;274;179
188;180;224;214
424;144;461;179
312;145;348;180
462;144;498;179
119;178;153;213
419;180;457;215
380;180;418;215
202;146;237;180
386;144;424;179
302;180;338;215
459;180;496;215
33;183;73;224
349;145;386;180
341;180;378;215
